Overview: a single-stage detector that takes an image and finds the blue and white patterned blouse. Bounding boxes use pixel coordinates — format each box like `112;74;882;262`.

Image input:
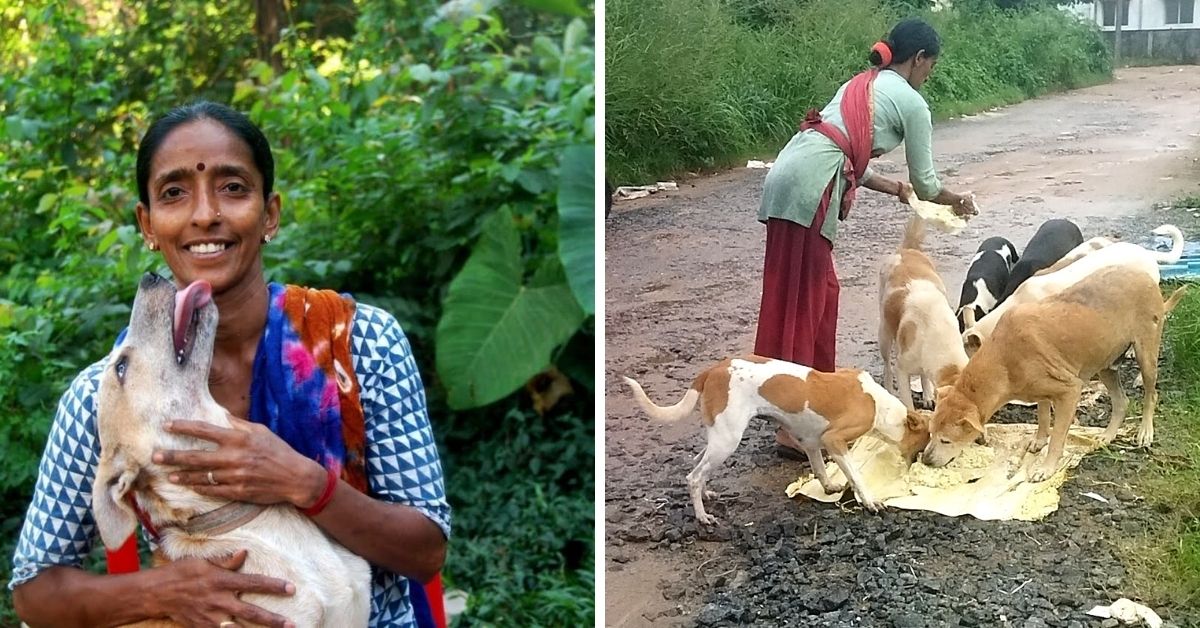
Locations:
8;302;451;627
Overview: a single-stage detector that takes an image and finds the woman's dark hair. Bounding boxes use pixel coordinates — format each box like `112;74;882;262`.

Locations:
869;18;941;66
136;101;274;206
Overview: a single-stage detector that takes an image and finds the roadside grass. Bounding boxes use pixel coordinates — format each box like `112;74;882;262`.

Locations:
1115;202;1200;614
606;0;1112;185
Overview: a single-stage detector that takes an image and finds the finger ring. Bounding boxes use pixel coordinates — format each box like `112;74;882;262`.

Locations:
219;622;237;628
207;471;218;485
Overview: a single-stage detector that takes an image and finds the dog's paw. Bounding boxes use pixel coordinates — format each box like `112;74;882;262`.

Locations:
703;489;718;501
821;481;847;494
695;513;718;526
1136;425;1154;449
859;495;886;513
1029;464;1055;483
1100;427;1120;445
1026;437;1047;453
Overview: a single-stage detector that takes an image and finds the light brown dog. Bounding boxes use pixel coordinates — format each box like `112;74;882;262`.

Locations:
924;266;1186;481
624;356;929;523
879;217;968;409
93;273;369;627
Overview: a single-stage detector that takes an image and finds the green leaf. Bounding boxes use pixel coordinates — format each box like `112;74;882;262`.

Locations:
436;208;585;409
556;145;594;315
96;228;120;254
409;63;433;83
513;0;588;17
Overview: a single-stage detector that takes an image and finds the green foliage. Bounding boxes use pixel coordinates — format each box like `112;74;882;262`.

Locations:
441;403;594;625
435;207;586;410
1;0;594;623
605;0;1111;184
556;144;596;315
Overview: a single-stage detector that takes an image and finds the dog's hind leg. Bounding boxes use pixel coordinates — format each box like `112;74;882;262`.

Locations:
879;321;896;394
1097;367;1127;444
1132;331;1161;448
687;410;749;525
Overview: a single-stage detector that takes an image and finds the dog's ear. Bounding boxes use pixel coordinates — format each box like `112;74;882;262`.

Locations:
964;409;986;440
905;409;928;433
92;449;140;549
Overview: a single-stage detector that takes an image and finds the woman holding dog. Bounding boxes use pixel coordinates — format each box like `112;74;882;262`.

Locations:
753;18;977;454
11;103;449;627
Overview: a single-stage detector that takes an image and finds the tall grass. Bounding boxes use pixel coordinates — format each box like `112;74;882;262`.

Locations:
605;0;1112;184
1118;203;1200;613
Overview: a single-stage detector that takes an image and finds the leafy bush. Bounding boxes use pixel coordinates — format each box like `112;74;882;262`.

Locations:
605;0;1111;183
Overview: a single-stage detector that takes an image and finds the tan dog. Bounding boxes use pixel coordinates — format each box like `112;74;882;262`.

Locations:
963;225;1184;354
623;357;929;523
879;217;968;409
925;266;1186;482
93;273;369;627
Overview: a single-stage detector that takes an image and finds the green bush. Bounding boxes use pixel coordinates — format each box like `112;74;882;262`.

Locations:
605;0;1111;183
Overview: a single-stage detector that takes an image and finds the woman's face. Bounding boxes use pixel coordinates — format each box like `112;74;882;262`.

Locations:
136;119;280;296
908;50;938;90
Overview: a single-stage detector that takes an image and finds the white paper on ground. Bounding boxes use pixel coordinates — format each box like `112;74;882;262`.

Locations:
786;423;1114;521
1085;598;1163;627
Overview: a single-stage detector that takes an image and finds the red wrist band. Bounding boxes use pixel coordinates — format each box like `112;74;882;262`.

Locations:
300;466;339;517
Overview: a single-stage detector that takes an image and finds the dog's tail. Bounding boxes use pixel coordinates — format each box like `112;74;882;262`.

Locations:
1164;285;1189;315
900;215;925;251
622;376;700;423
1151;224;1185;264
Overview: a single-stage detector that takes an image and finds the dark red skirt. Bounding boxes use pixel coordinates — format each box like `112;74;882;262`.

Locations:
753;213;840;371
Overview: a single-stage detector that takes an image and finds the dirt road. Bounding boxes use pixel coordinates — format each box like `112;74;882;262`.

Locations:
604;66;1200;627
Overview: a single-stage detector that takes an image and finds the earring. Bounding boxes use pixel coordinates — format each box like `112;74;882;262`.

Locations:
263;234;272;243
147;241;158;251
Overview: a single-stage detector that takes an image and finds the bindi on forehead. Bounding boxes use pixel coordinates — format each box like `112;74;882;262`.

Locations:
196;162;205;171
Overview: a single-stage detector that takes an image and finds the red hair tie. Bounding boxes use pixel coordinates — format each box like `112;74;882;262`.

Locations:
871;41;893;67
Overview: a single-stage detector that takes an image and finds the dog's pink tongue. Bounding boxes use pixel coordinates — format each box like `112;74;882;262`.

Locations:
173;281;212;355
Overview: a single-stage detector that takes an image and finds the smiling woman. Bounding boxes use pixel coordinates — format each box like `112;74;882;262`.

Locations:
9;101;451;628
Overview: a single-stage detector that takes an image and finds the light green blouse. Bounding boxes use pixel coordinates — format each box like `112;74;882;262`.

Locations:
757;69;942;242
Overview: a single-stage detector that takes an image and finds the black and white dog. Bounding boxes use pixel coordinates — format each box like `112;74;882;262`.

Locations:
957;237;1018;331
999;219;1083;302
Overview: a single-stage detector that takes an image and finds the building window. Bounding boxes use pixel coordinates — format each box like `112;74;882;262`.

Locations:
1101;0;1131;26
1166;0;1195;23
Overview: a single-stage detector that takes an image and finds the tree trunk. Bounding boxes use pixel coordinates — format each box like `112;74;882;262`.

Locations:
256;0;287;74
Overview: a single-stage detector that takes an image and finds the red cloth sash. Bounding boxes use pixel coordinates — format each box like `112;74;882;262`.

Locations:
800;68;879;221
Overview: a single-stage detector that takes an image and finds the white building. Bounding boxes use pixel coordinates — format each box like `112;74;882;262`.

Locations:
1064;0;1200;61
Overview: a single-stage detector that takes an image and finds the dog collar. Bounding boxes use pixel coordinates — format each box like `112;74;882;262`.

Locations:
123;493;163;543
168;502;268;537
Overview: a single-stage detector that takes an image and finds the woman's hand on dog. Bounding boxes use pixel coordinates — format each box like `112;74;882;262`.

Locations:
158;549;297;628
154;414;328;509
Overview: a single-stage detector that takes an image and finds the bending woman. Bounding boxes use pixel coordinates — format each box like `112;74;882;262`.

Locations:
752;18;977;454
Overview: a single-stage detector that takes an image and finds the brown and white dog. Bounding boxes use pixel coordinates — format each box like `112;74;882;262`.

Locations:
925;266;1186;482
962;225;1184;354
879;217;968;409
93;273;369;627
623;357;929;523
